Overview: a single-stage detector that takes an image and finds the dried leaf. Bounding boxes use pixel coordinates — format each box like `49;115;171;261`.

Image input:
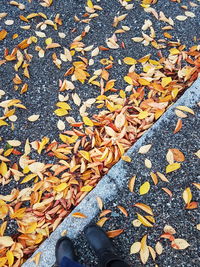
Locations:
166;163;181;173
139;181;150;195
115;113;126;128
7;140;21;147
72;212;87;218
123;57;137;65
0;236;14;247
96;217;109;227
182;187;192;204
138;144;152;154
164;225;176;235
170;148;185;162
130;242;141;254
155;241;163;255
134;203;153;216
176;15;187;21
176;106;194;115
128;175;136;192
171;238;190;250
137;213;154;227
144;158;152;169
107;229;124;238
96;197;103;210
117;205;128;217
28;114;40;122
173;119;182;134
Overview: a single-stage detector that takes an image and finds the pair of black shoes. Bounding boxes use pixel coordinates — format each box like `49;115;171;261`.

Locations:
55;224;127;267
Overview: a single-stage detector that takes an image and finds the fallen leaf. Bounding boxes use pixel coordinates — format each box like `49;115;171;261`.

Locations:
28;114;40;122
144;158;152;168
7;140;21;147
155;241;163;255
107;229;124;238
171;238;190;250
134;203;153;216
182;187;192;204
138;144;152;154
130;242;141;254
123;57;137;65
176;106;194;115
96;197;103;210
174;119;182;134
164;225;176;234
170;148;185;162
72;212;87;218
166;163;181;173
0;236;14;247
139;181;150;195
117;206;128;217
128;175;136;193
137;213;154;227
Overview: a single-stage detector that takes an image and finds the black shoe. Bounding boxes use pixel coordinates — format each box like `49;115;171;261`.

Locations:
84;224;124;267
55;236;77;266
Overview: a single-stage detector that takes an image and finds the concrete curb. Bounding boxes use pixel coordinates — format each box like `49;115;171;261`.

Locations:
23;78;200;267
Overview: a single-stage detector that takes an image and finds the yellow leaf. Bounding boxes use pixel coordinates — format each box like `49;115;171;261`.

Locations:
87;0;94;8
137;213;153;227
169;48;180;55
81;185;93;192
0;162;7;176
124;76;133;85
83;116;94;126
25;222;37;234
21;173;37;184
123;57;137;65
0;120;8;126
182;187;192;204
6;250;14;267
138;78;150;86
139;181;150;195
96;217;109;227
54;183;68;192
138;110;149;119
161;77;172;87
176;105;195;115
54;108;68;116
121;155;132;162
56;102;71;110
134;203;153;216
166;163;181;173
45;37;52;45
79;150;91;161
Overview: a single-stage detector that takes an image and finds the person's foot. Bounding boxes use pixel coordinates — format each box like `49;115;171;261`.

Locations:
84;224;122;267
55;236;77;266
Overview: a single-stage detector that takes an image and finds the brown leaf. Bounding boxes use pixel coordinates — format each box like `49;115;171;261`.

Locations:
170;148;185;162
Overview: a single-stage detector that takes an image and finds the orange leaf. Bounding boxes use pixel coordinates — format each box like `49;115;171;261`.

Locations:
162;187;173;197
134;203;153;216
173;119;182;134
72;212;87;218
96;217;109;227
128;175;136;192
107;229;124;238
0;29;7;41
185;201;198;209
117;205;128;217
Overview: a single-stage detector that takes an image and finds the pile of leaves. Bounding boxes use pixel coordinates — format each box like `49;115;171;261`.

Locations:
0;0;200;266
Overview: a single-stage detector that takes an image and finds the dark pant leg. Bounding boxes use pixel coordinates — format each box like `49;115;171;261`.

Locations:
60;256;85;267
107;260;130;267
